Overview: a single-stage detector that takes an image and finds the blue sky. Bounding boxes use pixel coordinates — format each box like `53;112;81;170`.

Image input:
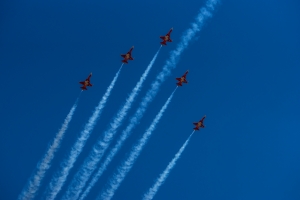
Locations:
1;0;300;199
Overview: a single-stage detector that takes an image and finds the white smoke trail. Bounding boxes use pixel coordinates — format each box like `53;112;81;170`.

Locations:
143;131;194;200
81;0;218;198
99;89;177;200
43;65;123;200
99;0;218;198
61;48;161;200
79;86;177;200
18;98;79;200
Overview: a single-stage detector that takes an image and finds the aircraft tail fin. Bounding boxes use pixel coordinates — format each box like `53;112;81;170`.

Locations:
160;41;167;45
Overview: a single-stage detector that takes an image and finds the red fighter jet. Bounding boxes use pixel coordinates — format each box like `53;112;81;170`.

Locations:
79;73;92;90
175;70;189;86
121;46;134;64
193;115;206;131
160;28;173;46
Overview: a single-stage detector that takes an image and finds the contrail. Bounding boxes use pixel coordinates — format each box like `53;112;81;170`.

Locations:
79;86;177;200
99;89;177;200
61;48;161;200
18;98;79;200
99;0;218;198
43;65;123;200
143;131;195;200
81;0;218;198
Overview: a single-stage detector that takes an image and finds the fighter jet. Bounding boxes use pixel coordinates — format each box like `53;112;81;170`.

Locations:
193;115;206;131
79;73;92;90
175;70;189;86
160;28;173;46
121;46;134;64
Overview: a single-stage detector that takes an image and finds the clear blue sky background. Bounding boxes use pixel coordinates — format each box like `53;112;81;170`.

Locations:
1;0;300;199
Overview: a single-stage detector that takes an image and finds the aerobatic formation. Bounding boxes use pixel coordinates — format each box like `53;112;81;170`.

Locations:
19;0;219;199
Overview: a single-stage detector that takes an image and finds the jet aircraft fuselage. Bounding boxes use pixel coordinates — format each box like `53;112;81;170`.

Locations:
79;73;93;90
160;28;173;46
193;115;206;131
121;46;134;64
